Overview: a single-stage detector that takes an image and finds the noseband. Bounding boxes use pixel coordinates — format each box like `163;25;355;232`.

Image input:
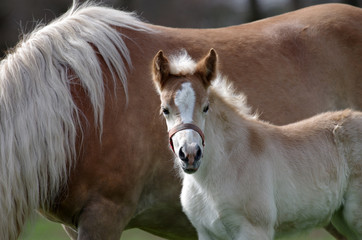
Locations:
168;123;205;153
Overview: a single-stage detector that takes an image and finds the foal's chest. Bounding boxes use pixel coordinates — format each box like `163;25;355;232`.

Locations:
181;179;232;238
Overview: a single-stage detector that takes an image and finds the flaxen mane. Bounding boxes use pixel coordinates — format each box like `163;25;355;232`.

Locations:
0;2;150;239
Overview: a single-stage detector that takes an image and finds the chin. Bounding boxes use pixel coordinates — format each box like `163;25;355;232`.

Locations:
183;168;198;174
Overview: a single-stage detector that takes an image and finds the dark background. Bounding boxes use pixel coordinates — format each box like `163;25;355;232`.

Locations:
0;0;361;58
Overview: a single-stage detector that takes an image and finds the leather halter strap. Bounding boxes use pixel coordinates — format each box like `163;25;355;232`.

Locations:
168;123;205;153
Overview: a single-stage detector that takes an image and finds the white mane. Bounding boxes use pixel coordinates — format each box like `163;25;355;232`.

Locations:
210;76;257;118
0;2;151;238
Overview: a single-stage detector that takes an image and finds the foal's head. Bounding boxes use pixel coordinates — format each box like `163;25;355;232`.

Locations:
152;49;217;174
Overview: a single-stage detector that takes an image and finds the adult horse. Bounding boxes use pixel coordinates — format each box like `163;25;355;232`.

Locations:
0;1;361;239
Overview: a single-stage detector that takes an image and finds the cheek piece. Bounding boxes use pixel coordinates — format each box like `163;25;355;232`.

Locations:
168;123;205;153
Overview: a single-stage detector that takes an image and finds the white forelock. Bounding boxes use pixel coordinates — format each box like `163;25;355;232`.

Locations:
169;49;197;75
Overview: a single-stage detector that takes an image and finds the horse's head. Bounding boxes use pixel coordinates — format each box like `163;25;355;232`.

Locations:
152;49;217;174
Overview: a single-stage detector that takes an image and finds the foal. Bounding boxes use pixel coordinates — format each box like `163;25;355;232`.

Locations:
152;49;362;240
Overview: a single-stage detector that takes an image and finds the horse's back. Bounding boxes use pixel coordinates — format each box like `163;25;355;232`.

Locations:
150;3;362;125
242;3;362;120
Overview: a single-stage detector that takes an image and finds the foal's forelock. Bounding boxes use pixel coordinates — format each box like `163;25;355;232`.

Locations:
168;50;197;75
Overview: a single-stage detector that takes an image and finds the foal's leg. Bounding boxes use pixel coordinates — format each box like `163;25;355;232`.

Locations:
77;195;134;240
220;211;274;240
234;221;274;240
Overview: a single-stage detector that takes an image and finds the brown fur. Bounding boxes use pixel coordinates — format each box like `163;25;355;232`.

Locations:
34;3;362;240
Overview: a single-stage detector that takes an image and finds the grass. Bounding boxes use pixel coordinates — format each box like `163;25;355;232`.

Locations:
19;214;334;240
19;215;165;240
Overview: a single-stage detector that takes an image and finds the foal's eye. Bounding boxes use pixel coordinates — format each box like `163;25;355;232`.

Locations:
162;107;170;115
203;104;209;113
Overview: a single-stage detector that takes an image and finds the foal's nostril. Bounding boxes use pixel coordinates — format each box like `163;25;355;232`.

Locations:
179;147;187;162
195;146;202;161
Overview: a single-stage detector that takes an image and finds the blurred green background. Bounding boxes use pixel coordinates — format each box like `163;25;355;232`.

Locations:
19;214;334;240
19;215;165;240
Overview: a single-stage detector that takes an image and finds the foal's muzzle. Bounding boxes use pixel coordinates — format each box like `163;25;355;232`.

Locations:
168;123;205;173
178;144;202;173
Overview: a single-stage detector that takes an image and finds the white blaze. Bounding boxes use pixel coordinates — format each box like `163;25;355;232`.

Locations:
175;82;195;123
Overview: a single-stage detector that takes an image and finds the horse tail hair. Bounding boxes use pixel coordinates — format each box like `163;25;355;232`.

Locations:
0;2;152;238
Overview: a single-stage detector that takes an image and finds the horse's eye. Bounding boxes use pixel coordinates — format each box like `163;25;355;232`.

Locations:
162;107;170;115
203;105;209;113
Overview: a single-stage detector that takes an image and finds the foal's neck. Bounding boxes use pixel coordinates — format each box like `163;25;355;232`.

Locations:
194;88;270;179
206;89;251;137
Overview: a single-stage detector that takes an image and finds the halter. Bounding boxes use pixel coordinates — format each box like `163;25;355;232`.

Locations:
168;123;205;153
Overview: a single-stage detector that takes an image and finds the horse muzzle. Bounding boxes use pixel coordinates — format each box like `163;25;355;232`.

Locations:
168;123;205;174
178;144;202;174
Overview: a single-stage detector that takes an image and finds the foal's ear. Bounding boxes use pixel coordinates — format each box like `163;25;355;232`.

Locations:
152;50;170;93
196;48;218;87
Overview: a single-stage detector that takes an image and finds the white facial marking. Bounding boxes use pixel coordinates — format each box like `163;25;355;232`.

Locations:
175;82;195;123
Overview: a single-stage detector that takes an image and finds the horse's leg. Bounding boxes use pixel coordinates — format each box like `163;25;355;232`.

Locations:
62;225;78;240
324;223;347;240
77;195;134;240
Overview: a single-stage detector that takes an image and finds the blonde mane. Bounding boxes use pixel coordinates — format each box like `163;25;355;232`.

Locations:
0;2;151;238
210;76;257;118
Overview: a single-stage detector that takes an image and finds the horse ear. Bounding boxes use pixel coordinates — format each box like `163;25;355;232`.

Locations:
152;50;170;93
196;48;218;87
